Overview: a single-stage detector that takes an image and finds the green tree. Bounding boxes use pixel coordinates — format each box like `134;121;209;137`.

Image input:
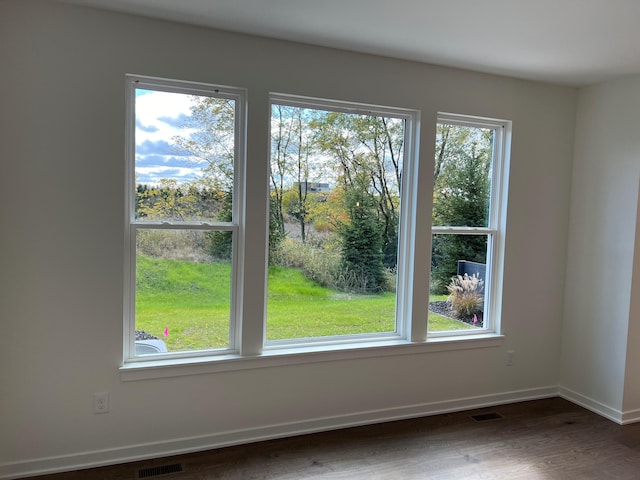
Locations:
270;105;320;244
268;193;286;262
206;190;233;260
431;125;492;293
306;187;347;234
136;178;202;221
175;96;236;191
270;104;291;245
174;96;237;254
339;174;386;293
313;112;403;268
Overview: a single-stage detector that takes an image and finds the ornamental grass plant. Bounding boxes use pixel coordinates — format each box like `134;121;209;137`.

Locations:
446;273;484;319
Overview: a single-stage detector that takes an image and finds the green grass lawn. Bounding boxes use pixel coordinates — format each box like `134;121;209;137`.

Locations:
136;256;470;351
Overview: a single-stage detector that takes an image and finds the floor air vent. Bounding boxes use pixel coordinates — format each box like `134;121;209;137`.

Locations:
137;463;184;478
470;412;503;422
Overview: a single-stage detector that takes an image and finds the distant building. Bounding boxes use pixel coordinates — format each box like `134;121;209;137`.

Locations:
292;181;331;194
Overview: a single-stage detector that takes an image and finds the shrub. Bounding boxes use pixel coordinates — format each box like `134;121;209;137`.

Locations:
271;237;341;289
446;273;484;319
335;266;395;294
206;190;233;261
137;229;210;262
271;236;396;293
271;235;396;294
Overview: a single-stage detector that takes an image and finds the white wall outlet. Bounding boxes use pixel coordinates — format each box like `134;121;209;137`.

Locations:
506;350;515;366
93;392;110;414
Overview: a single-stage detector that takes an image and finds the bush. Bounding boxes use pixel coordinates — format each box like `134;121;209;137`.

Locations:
446;273;484;319
271;237;341;289
335;266;395;294
272;235;396;294
206;190;233;261
137;229;210;262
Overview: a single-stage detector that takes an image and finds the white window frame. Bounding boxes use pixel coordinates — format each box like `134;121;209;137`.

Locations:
428;113;511;338
264;93;420;350
120;79;509;381
122;74;246;363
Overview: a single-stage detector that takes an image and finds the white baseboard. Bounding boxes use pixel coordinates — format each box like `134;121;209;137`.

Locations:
620;408;640;424
558;386;624;424
0;386;557;480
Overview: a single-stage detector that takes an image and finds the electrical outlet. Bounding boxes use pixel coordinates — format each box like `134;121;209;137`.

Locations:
505;350;515;367
93;392;110;414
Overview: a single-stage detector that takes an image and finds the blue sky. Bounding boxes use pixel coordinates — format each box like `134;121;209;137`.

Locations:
135;89;205;185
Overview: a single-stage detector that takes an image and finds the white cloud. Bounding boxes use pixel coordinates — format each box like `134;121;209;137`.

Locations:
136;166;199;177
135;90;203;185
135;90;193;146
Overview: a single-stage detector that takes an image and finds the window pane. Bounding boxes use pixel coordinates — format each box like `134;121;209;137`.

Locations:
429;233;488;332
134;88;235;222
433;124;494;227
135;229;232;353
266;103;404;341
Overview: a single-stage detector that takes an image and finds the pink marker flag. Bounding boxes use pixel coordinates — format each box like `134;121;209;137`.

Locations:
473;314;478;324
163;327;169;337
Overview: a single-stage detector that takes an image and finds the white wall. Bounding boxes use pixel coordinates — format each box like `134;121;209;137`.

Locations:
560;76;640;422
0;1;577;477
625;183;640;417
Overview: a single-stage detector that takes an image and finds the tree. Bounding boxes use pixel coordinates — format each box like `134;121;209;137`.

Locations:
313;112;404;268
306;187;347;234
136;179;201;221
163;95;238;260
268;194;286;262
270;104;291;245
339;174;387;293
282;188;322;239
206;190;233;260
135;180;224;261
431;125;492;293
270;105;320;244
174;96;236;192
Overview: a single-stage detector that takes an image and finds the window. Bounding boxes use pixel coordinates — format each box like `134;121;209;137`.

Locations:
266;95;417;346
428;114;509;336
122;76;510;373
124;75;245;360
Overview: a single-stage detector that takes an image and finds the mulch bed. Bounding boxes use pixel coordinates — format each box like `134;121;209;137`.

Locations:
428;300;483;327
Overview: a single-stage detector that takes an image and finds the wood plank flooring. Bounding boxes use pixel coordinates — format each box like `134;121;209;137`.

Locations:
25;398;640;479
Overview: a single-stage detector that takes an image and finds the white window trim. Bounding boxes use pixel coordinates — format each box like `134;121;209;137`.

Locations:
123;74;247;364
265;93;420;348
121;79;509;380
120;335;504;381
428;113;511;339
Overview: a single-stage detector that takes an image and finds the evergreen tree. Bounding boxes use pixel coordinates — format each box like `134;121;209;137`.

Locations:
431;126;492;293
340;175;386;293
313;112;403;270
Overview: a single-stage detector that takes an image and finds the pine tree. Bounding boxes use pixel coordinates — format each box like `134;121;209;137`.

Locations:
340;175;386;293
431;127;491;293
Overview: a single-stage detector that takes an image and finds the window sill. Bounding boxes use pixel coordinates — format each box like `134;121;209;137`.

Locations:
120;334;504;381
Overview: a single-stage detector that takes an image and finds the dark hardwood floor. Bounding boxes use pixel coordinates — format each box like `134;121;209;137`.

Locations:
26;398;640;479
